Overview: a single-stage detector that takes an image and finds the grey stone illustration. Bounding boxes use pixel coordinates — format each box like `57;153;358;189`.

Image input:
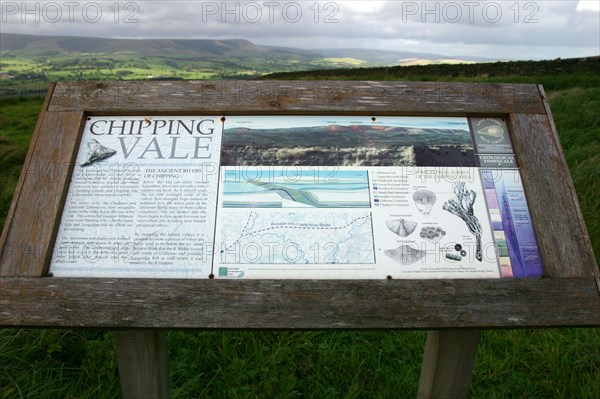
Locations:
446;252;462;261
442;182;483;261
386;218;417;237
413;189;436;216
384;244;426;265
419;226;446;244
80;139;117;166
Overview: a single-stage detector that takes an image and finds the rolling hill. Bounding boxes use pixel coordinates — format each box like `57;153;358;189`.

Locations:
0;32;492;85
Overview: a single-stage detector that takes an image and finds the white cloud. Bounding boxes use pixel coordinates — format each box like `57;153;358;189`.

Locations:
0;1;598;60
577;1;600;12
340;1;385;14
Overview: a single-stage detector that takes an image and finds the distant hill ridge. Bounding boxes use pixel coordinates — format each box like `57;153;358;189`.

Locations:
261;56;600;80
0;32;488;64
0;33;287;57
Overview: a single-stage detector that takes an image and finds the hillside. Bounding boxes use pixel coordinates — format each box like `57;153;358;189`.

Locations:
0;33;312;58
0;33;494;89
1;33;488;64
262;56;600;82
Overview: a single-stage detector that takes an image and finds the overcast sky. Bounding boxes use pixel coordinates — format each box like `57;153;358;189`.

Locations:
1;1;599;60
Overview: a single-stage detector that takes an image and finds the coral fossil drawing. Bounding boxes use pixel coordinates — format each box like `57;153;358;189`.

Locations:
442;182;483;261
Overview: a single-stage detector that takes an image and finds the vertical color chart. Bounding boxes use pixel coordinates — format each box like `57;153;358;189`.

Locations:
481;170;543;277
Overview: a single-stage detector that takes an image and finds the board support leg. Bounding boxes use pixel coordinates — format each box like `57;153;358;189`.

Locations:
417;329;480;399
116;330;170;399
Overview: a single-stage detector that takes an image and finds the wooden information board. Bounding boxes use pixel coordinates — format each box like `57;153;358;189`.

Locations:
1;81;599;398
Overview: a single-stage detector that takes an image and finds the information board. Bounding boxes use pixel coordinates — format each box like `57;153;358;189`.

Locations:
49;114;542;279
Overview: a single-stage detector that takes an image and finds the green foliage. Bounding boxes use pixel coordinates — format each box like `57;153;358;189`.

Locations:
168;331;424;398
263;57;600;86
473;329;600;398
0;329;119;399
1;60;599;398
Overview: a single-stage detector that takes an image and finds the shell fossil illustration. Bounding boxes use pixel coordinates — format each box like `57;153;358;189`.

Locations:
384;244;426;265
413;189;436;216
477;125;504;138
386;218;417;237
81;139;117;167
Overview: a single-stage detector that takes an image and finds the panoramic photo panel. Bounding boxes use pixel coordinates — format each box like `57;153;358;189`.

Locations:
220;115;476;167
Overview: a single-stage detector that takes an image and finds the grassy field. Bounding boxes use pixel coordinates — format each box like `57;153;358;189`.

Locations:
1;66;599;397
0;52;374;99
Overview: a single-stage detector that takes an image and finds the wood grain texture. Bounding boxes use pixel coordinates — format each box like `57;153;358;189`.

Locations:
47;81;546;115
0;84;54;263
509;112;598;277
0;111;84;276
1;278;599;329
418;330;480;399
116;330;170;399
536;85;599;279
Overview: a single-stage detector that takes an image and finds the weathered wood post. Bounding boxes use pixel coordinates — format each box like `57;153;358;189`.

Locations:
418;330;481;398
116;331;170;399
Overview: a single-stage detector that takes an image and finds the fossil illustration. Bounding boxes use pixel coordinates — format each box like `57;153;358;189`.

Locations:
442;182;483;261
386;218;417;237
413;189;436;216
419;226;446;244
446;252;462;261
80;139;117;167
477;125;504;138
384;244;426;265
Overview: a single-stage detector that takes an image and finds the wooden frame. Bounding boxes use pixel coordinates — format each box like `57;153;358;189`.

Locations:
1;81;599;397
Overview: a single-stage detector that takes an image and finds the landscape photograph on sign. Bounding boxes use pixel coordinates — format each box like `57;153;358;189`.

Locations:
220;115;476;167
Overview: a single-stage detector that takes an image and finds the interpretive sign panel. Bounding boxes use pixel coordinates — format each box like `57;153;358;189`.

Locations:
50;116;223;278
1;80;598;332
1;80;598;399
47;114;542;279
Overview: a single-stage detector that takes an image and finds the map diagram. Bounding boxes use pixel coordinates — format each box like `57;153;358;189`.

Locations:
218;211;375;264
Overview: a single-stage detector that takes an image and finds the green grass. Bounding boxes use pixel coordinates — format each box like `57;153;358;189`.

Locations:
547;87;600;261
1;68;599;397
1;329;598;398
0;51;373;92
